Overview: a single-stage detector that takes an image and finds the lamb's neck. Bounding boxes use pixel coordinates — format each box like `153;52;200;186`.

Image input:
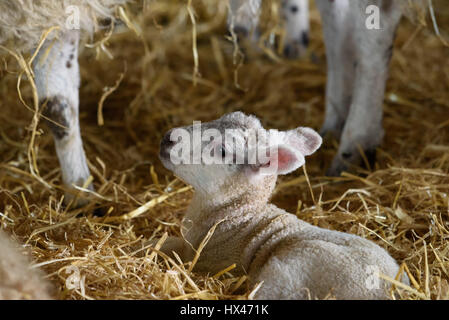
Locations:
187;190;268;223
182;190;268;249
182;175;277;247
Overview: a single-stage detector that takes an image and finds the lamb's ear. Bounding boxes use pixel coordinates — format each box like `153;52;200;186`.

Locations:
272;145;305;175
247;145;305;176
285;127;322;156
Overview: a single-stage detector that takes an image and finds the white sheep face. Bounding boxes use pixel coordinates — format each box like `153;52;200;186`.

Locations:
159;112;322;196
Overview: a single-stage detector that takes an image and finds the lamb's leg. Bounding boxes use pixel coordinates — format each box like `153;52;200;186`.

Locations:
160;236;194;262
228;0;262;41
316;0;356;141
33;30;93;205
136;236;193;262
327;1;403;176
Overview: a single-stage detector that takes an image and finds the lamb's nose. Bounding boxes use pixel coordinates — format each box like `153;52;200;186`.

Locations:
160;130;176;159
161;130;175;148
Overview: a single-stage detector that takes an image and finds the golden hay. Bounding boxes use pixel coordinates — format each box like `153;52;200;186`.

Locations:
0;0;448;300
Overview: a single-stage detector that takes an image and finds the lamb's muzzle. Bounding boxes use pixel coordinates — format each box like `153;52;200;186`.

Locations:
159;129;175;160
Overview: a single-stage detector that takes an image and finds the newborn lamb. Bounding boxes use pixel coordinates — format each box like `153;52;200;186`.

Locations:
0;230;52;300
158;111;407;300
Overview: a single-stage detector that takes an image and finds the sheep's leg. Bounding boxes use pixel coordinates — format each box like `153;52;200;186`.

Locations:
324;1;403;176
316;0;355;141
282;0;311;59
33;30;92;205
228;0;262;41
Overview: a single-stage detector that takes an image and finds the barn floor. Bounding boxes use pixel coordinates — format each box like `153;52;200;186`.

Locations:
0;1;448;299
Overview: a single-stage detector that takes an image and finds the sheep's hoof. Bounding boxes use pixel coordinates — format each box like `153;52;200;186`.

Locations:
326;156;349;177
326;148;377;177
228;25;249;43
319;120;344;142
61;184;106;217
92;207;106;217
64;193;89;208
62;182;95;209
65;199;105;218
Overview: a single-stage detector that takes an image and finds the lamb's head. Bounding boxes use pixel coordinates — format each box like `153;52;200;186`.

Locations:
159;112;321;199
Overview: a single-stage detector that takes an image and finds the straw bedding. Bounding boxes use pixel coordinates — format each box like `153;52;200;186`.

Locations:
0;0;448;299
0;0;129;51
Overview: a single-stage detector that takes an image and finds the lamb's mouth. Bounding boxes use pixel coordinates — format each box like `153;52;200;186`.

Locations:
159;149;175;171
159;147;170;160
159;130;176;165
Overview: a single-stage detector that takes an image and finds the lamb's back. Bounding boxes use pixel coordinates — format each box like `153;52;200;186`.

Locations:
247;206;403;299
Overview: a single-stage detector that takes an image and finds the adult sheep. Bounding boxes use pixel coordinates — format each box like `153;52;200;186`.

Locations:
0;0;130;205
229;0;427;175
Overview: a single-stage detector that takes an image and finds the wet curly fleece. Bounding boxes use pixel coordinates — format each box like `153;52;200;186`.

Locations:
0;230;52;299
0;0;130;51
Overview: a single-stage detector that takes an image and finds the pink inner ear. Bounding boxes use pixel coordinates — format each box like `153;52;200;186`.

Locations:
251;146;304;176
276;147;298;173
277;148;293;171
